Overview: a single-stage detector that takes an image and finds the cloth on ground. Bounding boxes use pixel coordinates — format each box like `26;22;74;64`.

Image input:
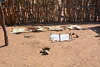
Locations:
50;34;70;42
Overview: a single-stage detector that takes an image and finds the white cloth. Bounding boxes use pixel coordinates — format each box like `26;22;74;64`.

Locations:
60;34;70;41
50;34;59;41
50;34;70;42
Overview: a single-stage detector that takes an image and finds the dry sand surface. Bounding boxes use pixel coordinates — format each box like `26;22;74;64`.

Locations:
0;24;100;67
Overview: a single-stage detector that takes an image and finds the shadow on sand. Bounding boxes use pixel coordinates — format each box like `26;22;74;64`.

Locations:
6;22;100;27
0;45;8;48
89;26;100;38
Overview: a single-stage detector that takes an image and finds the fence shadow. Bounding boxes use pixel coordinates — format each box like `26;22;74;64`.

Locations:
7;22;100;27
89;26;100;38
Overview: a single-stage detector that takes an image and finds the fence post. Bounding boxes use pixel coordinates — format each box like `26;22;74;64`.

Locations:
0;1;9;46
95;0;98;21
58;4;61;22
12;0;16;25
86;0;89;22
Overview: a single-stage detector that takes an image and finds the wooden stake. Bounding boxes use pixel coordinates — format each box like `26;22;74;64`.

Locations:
0;2;9;46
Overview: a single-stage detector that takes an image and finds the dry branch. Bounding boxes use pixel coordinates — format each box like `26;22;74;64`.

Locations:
0;2;9;46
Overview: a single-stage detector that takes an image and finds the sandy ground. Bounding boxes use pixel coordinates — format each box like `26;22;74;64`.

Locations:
0;23;100;67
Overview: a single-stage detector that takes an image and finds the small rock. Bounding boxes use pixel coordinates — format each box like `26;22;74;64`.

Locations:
72;33;75;35
40;50;50;55
75;34;79;38
24;35;34;38
40;47;50;55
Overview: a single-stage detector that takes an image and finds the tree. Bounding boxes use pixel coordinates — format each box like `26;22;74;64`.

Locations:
0;1;9;46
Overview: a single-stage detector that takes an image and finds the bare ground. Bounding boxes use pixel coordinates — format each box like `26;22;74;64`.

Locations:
0;24;100;67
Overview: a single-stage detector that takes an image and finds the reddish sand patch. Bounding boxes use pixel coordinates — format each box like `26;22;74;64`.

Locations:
0;24;100;67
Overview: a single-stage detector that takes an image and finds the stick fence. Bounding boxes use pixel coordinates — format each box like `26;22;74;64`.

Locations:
1;0;100;25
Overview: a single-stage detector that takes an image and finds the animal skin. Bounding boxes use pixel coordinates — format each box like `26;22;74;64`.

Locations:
67;25;82;30
28;27;45;32
11;28;29;34
46;26;64;31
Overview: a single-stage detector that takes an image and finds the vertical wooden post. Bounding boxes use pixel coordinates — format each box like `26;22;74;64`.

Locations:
58;4;61;22
95;0;98;21
0;2;9;46
86;0;89;22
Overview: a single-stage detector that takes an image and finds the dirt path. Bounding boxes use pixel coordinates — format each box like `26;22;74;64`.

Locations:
0;24;100;67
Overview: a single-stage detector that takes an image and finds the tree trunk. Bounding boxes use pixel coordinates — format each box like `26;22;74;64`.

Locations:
0;2;9;46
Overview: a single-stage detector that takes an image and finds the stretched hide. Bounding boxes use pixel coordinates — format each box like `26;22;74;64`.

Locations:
46;26;64;31
11;28;29;34
28;27;45;32
67;25;82;30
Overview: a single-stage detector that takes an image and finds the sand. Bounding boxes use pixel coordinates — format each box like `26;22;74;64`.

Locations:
0;23;100;67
